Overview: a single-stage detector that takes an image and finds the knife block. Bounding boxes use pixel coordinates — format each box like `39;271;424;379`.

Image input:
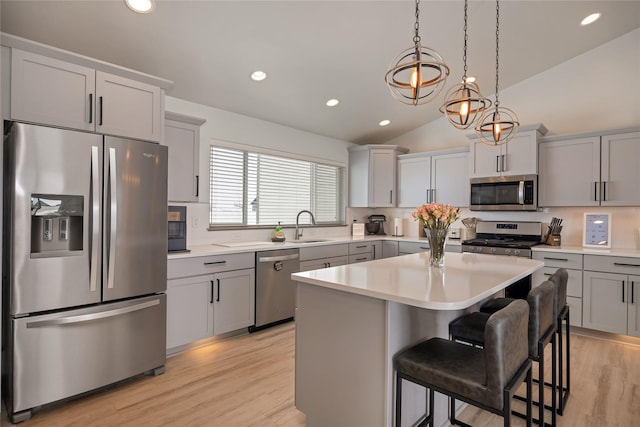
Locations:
545;233;561;246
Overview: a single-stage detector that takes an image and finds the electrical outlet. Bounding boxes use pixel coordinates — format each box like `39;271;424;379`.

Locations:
191;216;199;228
232;232;241;240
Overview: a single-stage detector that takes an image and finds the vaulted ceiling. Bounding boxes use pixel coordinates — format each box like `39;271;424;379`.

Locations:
2;1;639;144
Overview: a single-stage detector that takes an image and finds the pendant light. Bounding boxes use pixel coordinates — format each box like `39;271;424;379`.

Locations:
475;0;519;146
440;0;491;129
385;0;449;105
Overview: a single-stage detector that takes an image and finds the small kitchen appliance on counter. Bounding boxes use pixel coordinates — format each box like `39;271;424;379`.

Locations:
367;214;387;235
168;206;189;252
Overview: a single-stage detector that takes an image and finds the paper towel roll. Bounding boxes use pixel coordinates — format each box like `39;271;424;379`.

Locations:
393;218;404;237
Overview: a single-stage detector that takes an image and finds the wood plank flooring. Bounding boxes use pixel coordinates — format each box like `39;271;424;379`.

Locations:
2;323;638;426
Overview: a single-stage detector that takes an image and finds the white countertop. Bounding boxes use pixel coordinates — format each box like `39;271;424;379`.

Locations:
292;252;543;310
532;245;640;258
168;235;462;259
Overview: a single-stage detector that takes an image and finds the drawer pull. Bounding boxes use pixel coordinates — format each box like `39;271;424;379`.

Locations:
613;262;640;268
419;246;429;250
543;257;569;262
355;257;367;261
204;260;227;266
543;273;552;276
355;245;367;249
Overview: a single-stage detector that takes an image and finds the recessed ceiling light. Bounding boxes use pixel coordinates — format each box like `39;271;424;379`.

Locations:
581;13;601;26
250;71;267;81
326;99;340;107
125;0;154;14
379;120;391;127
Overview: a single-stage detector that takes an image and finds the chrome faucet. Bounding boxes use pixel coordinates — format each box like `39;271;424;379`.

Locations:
295;210;316;240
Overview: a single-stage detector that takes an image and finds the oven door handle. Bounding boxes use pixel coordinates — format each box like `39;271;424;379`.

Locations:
518;180;525;205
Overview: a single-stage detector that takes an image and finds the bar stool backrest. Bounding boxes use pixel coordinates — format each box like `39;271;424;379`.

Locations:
527;281;555;358
549;268;569;320
484;299;529;401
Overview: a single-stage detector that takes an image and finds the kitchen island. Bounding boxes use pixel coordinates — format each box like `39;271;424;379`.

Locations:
292;252;543;427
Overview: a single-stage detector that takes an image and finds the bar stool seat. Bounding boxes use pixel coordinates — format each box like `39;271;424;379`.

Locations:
450;281;557;427
395;300;532;427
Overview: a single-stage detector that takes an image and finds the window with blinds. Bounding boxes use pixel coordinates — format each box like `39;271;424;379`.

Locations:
209;146;345;227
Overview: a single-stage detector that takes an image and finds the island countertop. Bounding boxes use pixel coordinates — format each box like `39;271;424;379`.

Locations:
292;252;544;310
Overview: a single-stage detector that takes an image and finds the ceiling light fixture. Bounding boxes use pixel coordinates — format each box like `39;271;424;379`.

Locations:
384;0;449;105
475;0;519;146
581;12;601;26
250;71;267;81
440;0;491;130
326;99;340;107
125;0;154;14
379;120;391;127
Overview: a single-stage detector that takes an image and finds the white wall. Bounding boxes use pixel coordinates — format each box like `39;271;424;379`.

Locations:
387;28;640;153
164;97;353;246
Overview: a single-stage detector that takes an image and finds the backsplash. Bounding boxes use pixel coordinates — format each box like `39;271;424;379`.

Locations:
174;202;640;250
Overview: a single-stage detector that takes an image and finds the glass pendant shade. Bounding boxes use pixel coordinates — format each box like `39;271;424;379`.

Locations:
475;106;519;146
440;81;491;129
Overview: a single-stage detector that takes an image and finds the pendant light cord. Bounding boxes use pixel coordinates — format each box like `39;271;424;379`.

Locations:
413;0;421;45
494;0;500;108
462;0;468;81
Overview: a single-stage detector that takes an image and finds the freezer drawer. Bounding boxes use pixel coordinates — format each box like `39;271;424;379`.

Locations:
10;294;166;415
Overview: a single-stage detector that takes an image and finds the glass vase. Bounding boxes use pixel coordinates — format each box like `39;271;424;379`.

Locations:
425;227;448;268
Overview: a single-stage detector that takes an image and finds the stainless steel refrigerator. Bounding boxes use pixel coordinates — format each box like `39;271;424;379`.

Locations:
2;122;168;423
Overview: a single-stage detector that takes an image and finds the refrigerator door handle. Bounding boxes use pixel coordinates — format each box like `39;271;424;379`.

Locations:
25;299;160;328
107;147;118;289
90;146;100;292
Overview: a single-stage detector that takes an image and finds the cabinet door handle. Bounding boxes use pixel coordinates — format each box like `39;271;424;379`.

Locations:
501;154;507;172
602;181;607;202
195;175;199;197
426;189;430;203
216;279;221;302
210;280;214;304
496;155;500;173
88;93;93;124
622;281;625;303
613;262;640;268
594;182;598;202
99;96;103;126
204;260;227;266
632;281;635;304
543;257;569;262
389;190;392;204
327;262;331;268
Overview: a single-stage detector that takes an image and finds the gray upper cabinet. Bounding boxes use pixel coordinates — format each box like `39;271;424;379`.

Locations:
163;112;206;202
539;129;640;207
397;148;469;208
349;145;408;207
8;47;165;142
468;124;547;178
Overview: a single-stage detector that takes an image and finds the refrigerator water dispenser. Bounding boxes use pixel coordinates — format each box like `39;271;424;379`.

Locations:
30;195;83;256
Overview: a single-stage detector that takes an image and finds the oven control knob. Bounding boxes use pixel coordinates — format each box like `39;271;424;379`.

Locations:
504;249;511;255
514;249;521;256
490;248;497;254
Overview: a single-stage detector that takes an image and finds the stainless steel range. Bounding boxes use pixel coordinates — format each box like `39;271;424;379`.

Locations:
462;220;543;258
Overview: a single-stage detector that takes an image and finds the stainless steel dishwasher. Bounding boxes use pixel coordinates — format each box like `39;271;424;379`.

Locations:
252;248;300;331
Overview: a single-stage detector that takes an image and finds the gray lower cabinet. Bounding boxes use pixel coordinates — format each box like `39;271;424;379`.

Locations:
532;251;583;327
299;244;349;271
381;240;398;258
582;254;640;337
166;253;255;350
348;241;381;263
398;241;430;255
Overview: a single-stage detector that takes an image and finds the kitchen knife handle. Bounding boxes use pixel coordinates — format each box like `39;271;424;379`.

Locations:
216;279;221;302
107;147;118;290
90;146;100;292
89;93;93;124
210;280;214;304
99;96;103;126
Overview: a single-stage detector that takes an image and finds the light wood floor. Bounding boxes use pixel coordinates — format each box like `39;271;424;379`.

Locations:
2;323;639;426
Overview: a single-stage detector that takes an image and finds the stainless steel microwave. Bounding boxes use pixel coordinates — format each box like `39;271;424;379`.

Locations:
469;174;537;211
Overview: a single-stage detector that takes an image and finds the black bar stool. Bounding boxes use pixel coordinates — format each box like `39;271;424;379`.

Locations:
395;300;532;427
449;281;557;426
547;268;570;415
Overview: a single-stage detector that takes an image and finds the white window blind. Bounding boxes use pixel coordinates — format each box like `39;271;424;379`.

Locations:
209;146;345;227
